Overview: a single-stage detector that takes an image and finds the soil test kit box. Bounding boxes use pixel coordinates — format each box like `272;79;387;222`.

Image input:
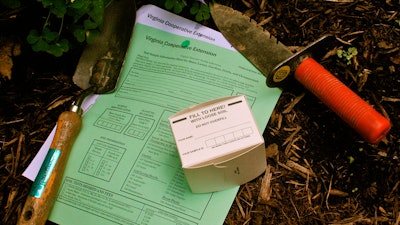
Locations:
169;95;266;193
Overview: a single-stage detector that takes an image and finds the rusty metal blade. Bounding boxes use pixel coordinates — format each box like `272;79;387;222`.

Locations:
210;4;293;80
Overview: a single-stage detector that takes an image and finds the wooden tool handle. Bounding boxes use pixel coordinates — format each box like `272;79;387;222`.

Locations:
18;111;82;225
294;58;391;144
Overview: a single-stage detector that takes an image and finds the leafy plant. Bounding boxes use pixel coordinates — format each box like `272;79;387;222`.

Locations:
165;0;187;14
190;1;210;21
3;0;110;57
337;47;358;65
27;28;69;57
161;0;210;22
3;0;211;57
29;0;110;56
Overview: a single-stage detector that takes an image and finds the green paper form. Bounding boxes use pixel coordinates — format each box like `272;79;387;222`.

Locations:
46;5;282;225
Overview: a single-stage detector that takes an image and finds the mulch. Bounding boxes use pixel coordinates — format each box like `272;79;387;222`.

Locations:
1;0;399;224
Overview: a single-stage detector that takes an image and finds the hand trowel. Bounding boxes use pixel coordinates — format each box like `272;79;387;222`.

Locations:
17;0;135;224
210;4;391;144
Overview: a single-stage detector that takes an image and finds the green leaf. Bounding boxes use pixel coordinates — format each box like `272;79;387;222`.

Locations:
68;0;91;22
73;28;86;42
196;11;210;21
190;1;200;15
47;45;63;57
165;0;174;10
42;28;59;42
58;39;70;52
337;49;343;58
191;2;210;22
84;19;98;30
41;0;53;8
69;0;88;9
86;30;100;43
195;13;202;22
200;4;209;12
88;0;105;25
32;39;50;52
202;12;210;21
27;30;40;44
90;0;105;9
337;47;358;65
46;39;69;57
50;0;67;17
173;2;184;14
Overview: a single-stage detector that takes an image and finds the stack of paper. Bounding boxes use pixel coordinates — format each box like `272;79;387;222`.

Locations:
24;5;281;225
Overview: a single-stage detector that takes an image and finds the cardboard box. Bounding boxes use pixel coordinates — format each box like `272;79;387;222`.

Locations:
169;95;266;193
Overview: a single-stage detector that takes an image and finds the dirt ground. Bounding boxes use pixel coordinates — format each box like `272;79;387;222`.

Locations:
1;0;399;224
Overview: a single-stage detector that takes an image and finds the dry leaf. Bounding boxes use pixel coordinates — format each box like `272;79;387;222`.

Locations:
0;36;21;80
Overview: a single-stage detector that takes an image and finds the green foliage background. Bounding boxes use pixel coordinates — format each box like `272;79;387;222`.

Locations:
0;0;210;56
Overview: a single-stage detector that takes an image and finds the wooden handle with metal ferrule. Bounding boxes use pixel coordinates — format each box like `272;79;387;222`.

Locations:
294;58;391;144
18;111;82;225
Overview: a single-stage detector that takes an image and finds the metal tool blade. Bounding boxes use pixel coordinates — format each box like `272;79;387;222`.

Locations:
73;0;135;94
210;3;392;144
210;3;293;80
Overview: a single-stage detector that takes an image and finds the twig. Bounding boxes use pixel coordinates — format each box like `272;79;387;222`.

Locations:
235;196;246;219
12;133;24;178
289;197;300;220
286;160;316;178
326;176;333;210
0;118;25;126
394;213;400;225
282;93;305;114
258;165;272;204
300;14;319;27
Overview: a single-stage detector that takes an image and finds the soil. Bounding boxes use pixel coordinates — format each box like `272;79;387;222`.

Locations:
1;0;399;224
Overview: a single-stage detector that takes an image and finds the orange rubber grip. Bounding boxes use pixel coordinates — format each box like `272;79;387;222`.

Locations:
294;58;391;144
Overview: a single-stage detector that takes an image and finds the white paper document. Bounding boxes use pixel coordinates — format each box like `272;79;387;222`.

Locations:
24;5;282;225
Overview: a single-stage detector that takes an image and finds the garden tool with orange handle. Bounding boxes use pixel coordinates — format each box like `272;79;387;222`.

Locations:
17;0;136;224
210;4;391;144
